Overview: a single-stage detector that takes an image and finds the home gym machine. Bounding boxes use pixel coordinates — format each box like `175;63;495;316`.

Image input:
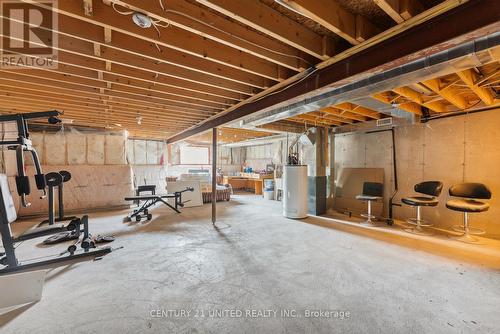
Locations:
124;187;194;222
0;111;112;274
42;171;85;245
0;112;58;207
40;170;76;225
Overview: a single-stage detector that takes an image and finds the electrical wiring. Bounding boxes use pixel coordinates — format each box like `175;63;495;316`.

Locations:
421;99;484;122
111;0;312;66
244;66;318;104
158;6;312;66
112;2;170;40
184;65;320;131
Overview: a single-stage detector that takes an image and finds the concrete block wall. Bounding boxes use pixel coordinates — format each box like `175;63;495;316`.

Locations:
334;131;394;215
333;108;500;239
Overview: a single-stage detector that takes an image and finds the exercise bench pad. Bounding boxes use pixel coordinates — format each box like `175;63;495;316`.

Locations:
124;194;178;201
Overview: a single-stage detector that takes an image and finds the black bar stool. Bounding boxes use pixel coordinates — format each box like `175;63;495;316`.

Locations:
446;183;491;243
356;182;383;225
402;181;443;235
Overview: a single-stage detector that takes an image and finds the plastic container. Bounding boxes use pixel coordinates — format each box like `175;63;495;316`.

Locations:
263;190;274;200
264;179;275;191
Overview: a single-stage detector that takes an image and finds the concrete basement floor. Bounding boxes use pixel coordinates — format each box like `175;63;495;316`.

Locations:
1;194;500;334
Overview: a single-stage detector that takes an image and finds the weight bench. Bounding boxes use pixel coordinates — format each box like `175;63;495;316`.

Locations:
124;187;194;222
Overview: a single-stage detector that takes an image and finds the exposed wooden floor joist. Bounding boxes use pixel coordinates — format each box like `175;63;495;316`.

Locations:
0;0;496;142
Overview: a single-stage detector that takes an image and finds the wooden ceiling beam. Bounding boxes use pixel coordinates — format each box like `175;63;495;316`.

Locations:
0;77;214;119
294;114;341;126
374;0;424;24
392;86;447;112
114;0;310;71
286;118;327;127
0;16;263;94
288;117;335;127
52;50;247;101
0;85;205;121
104;73;233;107
257;122;305;134
47;53;245;102
309;111;352;124
400;0;425;20
0;96;199;125
23;0;286;81
60;65;226;109
8;50;241;106
105;63;244;101
334;103;382;119
281;0;379;44
0;109;182;136
0;88;207;122
168;0;499;143
196;0;331;60
422;78;469;109
0;104;192;134
0;111;189;136
456;69;497;106
397;101;422;115
190;127;274;143
476;67;500;86
320;106;368;121
0;69;219;114
1;61;229;110
372;92;422;115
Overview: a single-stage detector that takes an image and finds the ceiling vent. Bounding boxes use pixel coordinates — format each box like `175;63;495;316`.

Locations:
377;117;393;127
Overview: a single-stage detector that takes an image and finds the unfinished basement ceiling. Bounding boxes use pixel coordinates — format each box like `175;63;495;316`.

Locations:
0;0;497;142
278;60;500;129
186;127;279;144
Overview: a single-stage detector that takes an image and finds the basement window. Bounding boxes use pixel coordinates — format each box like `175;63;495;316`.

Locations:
180;146;209;165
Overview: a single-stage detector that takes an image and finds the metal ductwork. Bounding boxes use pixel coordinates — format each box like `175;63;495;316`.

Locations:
231;32;499;129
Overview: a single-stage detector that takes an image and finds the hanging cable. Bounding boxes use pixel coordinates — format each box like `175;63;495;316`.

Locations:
159;0;165;11
112;2;133;15
111;2;169;38
159;7;312;66
111;0;313;66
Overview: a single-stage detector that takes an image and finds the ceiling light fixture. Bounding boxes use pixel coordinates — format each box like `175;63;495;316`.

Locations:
132;12;152;28
112;3;169;39
136;113;143;125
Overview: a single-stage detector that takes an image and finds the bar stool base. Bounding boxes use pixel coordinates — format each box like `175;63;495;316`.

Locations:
403;225;433;236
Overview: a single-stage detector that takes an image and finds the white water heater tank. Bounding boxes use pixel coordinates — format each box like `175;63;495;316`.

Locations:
283;165;308;219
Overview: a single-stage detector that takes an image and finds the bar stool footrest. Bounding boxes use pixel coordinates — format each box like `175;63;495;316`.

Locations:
452;225;485;235
406;218;432;227
403;226;433;236
449;234;483;244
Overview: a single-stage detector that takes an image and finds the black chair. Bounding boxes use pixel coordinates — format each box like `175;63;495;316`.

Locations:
402;181;443;235
356;182;383;225
446;183;491;243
